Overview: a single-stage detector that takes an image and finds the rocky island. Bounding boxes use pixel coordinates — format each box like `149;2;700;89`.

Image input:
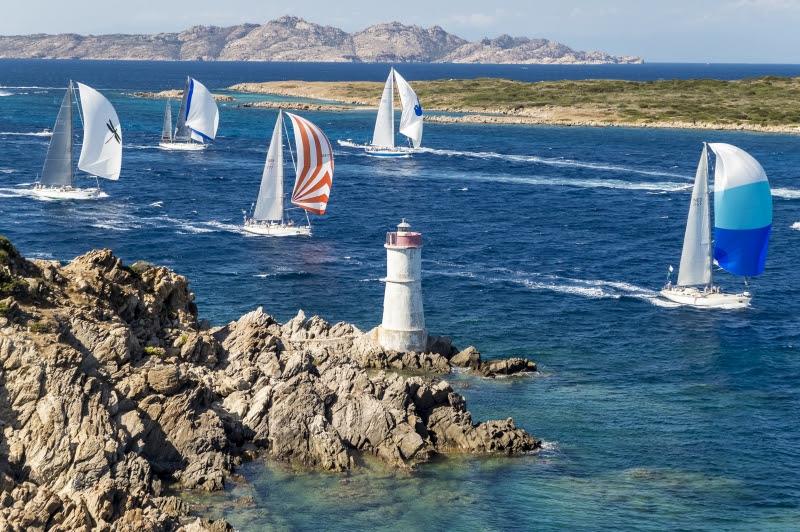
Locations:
0;16;640;64
0;236;538;530
230;76;800;133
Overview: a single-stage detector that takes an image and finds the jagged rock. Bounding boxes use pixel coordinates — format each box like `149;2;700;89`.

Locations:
0;238;541;529
451;346;481;369
478;357;538;378
0;16;641;64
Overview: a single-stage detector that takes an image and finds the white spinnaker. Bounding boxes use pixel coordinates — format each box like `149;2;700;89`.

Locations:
371;70;394;148
393;69;423;148
76;82;122;180
253;112;285;221
185;78;219;141
677;144;712;287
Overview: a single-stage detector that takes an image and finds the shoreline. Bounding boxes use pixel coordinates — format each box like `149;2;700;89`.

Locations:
228;78;800;134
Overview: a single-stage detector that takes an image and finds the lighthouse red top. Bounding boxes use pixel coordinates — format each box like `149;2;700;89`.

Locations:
385;219;422;248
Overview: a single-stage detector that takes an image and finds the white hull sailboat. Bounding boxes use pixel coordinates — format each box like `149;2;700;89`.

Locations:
363;68;424;157
31;81;122;200
159;77;218;151
661;143;772;309
243;110;335;237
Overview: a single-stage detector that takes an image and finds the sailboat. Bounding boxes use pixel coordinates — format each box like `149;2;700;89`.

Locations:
159;77;219;151
243;110;334;237
661;143;772;309
31;81;122;200
364;67;424;157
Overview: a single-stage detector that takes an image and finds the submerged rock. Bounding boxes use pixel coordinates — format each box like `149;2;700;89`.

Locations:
0;239;541;529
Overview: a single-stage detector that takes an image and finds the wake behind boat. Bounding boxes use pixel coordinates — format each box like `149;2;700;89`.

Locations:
661;143;772;309
31;81;122;200
159;77;219;151
361;68;423;157
243;110;334;237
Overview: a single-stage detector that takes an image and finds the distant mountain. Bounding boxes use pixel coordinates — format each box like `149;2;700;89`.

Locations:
0;16;642;64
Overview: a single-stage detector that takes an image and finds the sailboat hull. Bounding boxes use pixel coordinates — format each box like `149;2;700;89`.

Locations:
364;146;413;158
158;141;207;152
29;185;107;200
660;286;751;309
243;220;311;237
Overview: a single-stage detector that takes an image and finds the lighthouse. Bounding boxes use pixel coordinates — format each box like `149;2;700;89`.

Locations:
379;219;427;352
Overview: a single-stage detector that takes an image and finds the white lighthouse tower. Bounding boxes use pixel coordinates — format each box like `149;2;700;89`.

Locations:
379;219;427;352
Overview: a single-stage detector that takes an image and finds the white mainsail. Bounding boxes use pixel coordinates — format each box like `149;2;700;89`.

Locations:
371;70;394;148
76;82;122;181
39;88;73;187
161;103;173;142
175;77;191;141
253;112;285;222
677;144;712;287
185;78;219;141
393;69;424;148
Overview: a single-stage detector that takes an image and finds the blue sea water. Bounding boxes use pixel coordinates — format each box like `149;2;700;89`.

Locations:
1;61;800;530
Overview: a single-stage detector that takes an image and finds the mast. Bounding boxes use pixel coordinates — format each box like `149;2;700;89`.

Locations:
705;143;713;288
39;82;74;188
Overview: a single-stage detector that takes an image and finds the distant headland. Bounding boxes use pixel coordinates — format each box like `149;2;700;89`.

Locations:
0;15;642;65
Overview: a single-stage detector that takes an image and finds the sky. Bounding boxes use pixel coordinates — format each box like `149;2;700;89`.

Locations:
3;0;800;63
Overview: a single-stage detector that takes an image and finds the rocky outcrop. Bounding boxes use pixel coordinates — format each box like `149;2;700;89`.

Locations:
0;237;540;529
0;16;641;64
441;35;642;65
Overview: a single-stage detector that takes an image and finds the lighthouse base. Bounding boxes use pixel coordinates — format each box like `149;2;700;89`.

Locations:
378;326;428;353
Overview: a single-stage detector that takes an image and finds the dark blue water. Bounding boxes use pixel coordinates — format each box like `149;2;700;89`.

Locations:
1;62;799;530
4;59;800;91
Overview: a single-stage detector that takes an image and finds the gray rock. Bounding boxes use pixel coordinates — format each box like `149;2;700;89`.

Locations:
0;16;641;64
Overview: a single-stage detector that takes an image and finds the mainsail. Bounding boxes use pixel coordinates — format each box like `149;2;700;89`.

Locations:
185;78;219;142
253;112;285;221
677;144;712;286
287;112;334;215
709;143;772;277
40;87;73;187
76;82;122;181
175;77;191;141
371;70;394;148
161;103;173;142
393;69;424;148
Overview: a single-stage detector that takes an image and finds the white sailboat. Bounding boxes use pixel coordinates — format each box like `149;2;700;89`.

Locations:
159;77;219;151
661;143;772;309
243;110;335;237
31;81;122;200
363;67;424;157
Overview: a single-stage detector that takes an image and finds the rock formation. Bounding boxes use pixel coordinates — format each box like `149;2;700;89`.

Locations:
0;236;538;530
0;16;641;64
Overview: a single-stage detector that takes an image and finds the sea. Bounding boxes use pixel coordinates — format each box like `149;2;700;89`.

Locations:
1;60;799;530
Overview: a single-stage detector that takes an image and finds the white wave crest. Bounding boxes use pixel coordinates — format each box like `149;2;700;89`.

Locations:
0;91;12;97
416;147;691;179
792;222;800;231
428;266;678;308
772;187;800;199
0;130;52;137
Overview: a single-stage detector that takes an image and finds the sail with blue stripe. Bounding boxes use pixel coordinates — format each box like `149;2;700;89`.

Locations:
709;143;772;277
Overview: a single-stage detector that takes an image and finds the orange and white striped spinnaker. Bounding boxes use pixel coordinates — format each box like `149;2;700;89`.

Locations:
287;112;334;215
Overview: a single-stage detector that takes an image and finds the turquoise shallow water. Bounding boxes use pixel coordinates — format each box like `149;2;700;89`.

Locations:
1;61;800;530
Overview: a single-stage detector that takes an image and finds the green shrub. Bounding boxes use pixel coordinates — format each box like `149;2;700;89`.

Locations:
144;346;166;357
